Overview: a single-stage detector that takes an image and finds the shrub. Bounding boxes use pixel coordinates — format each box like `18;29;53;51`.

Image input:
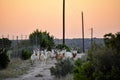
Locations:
73;32;120;80
50;58;74;78
73;44;120;80
73;59;95;80
0;38;11;49
0;48;10;69
56;44;71;51
21;50;32;60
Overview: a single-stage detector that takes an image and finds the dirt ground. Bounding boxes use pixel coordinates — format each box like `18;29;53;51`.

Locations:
4;59;56;80
4;54;83;80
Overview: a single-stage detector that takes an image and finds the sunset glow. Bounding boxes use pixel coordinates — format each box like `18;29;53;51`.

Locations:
0;0;120;39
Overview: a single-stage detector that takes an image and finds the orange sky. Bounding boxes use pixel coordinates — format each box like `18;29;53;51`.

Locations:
0;0;120;39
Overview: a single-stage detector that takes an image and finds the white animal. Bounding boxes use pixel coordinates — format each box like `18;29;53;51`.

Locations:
71;50;77;59
50;49;56;59
64;52;72;58
55;50;65;61
63;50;77;59
36;49;40;60
44;49;51;63
39;50;46;64
31;50;39;64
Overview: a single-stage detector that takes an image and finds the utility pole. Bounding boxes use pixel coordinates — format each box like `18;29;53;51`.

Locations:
91;28;93;47
81;12;85;53
16;36;18;57
12;35;15;58
63;0;65;45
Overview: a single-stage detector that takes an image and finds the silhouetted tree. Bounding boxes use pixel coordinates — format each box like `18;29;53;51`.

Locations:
29;29;54;50
0;38;11;49
73;32;120;80
55;44;70;51
104;32;120;54
0;48;10;69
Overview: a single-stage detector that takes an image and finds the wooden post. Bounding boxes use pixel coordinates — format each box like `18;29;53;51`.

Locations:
16;36;18;57
91;28;93;47
63;0;65;45
81;12;85;53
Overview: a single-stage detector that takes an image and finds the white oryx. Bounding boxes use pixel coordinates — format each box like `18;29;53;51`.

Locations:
55;49;77;60
30;48;77;64
31;49;39;64
35;49;56;64
39;50;46;64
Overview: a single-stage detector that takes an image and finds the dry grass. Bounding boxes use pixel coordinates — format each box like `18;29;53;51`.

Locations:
0;58;31;80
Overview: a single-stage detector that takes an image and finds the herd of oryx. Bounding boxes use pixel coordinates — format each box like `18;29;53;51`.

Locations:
30;48;78;64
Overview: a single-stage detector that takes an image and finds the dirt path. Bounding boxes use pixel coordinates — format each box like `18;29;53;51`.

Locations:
4;54;83;80
5;59;56;80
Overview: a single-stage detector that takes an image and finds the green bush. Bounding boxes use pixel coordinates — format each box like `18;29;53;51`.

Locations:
73;32;120;80
0;48;10;69
73;60;94;80
29;29;55;49
21;50;32;60
73;44;120;80
50;58;74;78
56;44;71;51
0;38;11;49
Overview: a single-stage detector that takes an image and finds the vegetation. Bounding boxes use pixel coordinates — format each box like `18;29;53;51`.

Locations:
104;32;120;54
73;59;94;80
73;32;120;80
0;59;30;80
0;38;11;49
29;29;54;50
21;49;32;60
50;58;74;78
56;44;71;51
16;40;31;49
0;48;10;69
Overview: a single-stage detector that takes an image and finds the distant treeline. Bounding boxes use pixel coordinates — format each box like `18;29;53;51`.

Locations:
54;38;104;50
10;38;104;51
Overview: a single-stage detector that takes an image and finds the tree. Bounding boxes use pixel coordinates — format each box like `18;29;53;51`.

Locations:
73;32;120;80
29;29;55;50
104;32;120;54
73;58;94;80
55;44;71;51
0;48;10;69
21;49;32;60
0;38;11;49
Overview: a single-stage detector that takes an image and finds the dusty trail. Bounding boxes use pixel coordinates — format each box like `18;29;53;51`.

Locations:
5;59;56;80
4;54;83;80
